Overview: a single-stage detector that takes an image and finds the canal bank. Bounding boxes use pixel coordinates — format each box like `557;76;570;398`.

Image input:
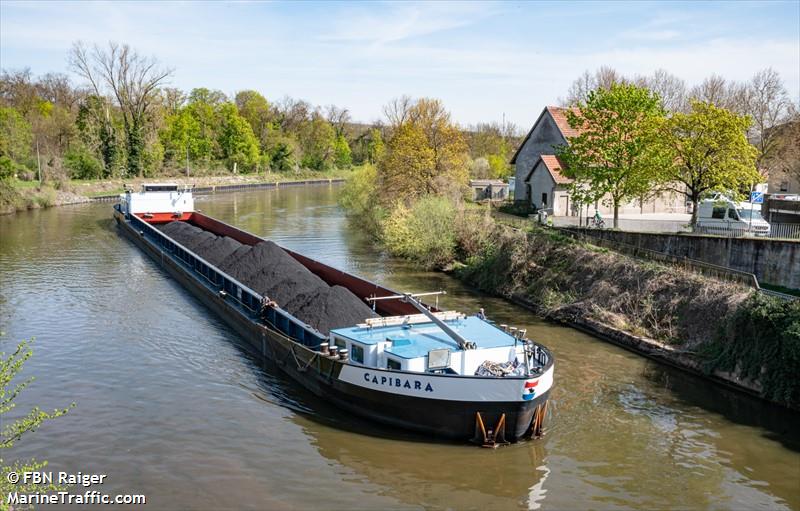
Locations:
2;187;799;510
453;222;800;411
0;173;347;214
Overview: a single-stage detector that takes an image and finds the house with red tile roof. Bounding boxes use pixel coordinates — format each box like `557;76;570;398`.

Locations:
512;106;687;218
510;106;580;205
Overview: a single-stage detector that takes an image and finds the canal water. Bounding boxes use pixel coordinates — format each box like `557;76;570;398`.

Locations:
1;184;798;510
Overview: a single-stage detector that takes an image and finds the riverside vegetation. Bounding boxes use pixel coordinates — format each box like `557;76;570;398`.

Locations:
339;75;800;409
0;42;516;214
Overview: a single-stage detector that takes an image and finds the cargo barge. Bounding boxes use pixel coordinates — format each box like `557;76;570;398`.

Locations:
114;184;554;445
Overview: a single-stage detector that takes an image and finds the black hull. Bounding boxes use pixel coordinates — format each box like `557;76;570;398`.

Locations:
115;213;550;442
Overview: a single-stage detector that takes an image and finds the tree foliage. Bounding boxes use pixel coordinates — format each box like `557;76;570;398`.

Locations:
377;98;468;205
557;83;666;227
382;195;458;269
1;340;74;507
654;100;760;225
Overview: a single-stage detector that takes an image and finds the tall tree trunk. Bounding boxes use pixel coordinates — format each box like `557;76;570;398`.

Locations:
613;200;620;229
690;193;700;227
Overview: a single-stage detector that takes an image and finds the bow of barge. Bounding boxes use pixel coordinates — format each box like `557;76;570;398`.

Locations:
114;184;555;445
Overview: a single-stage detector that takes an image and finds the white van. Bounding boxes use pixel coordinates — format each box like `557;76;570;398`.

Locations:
696;198;771;236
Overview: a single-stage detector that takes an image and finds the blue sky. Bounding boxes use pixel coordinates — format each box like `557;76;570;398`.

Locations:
1;1;798;128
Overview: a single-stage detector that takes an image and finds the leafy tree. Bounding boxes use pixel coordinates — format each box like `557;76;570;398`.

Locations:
217;103;260;171
377;98;469;204
333;134;352;168
378;123;435;203
64;145;104;179
187;88;226;106
487;153;512;179
235;90;272;149
654;100;760;225
76;95;124;178
557;83;667;227
160;107;203;164
263;133;298;172
366;128;385;164
299;115;335;170
0;107;33;166
1;340;74;508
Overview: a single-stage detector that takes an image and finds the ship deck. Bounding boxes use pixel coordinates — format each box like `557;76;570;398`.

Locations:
331;316;520;360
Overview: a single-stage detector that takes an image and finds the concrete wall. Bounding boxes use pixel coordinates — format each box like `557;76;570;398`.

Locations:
513;114;566;202
570;228;800;289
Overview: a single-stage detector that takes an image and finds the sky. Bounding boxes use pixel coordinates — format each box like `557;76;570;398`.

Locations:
1;0;798;129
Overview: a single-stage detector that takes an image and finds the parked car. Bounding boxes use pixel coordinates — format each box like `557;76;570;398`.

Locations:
696;198;771;236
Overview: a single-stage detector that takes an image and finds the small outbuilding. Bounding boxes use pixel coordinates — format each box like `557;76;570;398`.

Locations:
469;179;509;201
523;155;573;215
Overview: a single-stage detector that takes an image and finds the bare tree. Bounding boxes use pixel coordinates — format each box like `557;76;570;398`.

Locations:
688;74;735;109
745;68;794;163
160;87;186;115
37;73;83;110
638;69;687;112
561;66;625;106
69;41;172;177
324;104;351;137
275;96;311;134
383;95;414;128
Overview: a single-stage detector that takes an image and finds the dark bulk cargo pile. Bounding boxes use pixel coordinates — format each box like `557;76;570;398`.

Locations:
160;221;377;334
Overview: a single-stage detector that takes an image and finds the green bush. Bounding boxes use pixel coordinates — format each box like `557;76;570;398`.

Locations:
64;147;104;180
0;156;14;181
382;196;457;269
498;201;535;217
338;164;385;234
704;294;800;408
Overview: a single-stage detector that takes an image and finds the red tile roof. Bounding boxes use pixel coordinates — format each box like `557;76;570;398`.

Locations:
510;106;583;164
546;106;582;139
540;155;573;184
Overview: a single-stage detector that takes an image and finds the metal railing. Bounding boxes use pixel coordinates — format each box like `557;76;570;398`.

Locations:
694;222;800;240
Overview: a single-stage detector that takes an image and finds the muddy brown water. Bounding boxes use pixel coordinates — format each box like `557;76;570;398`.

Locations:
1;184;798;510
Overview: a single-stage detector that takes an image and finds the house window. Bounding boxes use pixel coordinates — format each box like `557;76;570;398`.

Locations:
387;358;402;370
541;193;548;206
712;205;726;219
350;344;364;364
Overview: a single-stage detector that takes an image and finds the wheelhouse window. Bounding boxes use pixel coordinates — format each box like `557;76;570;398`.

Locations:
727;208;739;220
333;337;346;350
387;358;402;370
712;205;726;219
350;344;364;364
